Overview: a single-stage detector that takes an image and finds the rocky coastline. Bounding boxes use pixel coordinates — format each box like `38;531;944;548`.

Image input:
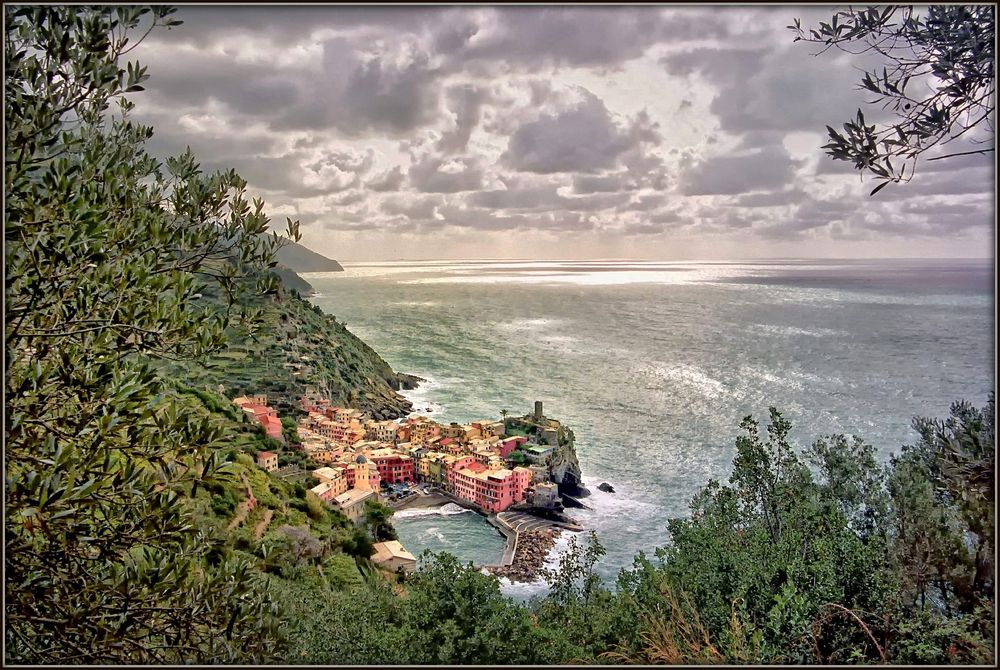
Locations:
488;528;561;583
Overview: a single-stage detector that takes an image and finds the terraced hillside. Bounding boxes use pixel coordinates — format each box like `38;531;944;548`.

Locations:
159;269;419;419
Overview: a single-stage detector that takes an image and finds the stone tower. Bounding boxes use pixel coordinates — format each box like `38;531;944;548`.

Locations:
534;400;543;421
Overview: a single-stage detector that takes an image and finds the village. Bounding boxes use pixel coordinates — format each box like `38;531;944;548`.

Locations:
232;393;580;577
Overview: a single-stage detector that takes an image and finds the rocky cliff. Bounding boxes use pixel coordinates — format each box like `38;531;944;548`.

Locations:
548;426;586;497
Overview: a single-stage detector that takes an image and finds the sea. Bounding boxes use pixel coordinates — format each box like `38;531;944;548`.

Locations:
306;258;994;599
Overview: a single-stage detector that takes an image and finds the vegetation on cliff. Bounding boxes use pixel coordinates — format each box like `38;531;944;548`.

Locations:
155;271;418;419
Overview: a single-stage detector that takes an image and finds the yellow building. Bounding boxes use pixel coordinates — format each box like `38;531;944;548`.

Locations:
332;488;376;525
371;540;417;573
312;466;348;498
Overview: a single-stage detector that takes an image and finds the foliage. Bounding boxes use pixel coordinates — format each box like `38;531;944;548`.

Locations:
402;553;574;664
791;5;995;194
364;499;398;541
888;395;994;618
280;416;301;445
4;5;299;662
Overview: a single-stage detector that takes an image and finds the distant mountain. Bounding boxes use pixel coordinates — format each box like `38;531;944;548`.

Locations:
275;240;344;273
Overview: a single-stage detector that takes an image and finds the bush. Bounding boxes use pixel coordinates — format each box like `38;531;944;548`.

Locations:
210;494;236;517
305;492;327;522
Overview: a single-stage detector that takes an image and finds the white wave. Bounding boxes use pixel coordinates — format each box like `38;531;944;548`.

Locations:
648;363;729;400
754;324;844;338
739;365;804;391
394;503;473;519
391;300;440;307
399;375;448;417
496;318;559;332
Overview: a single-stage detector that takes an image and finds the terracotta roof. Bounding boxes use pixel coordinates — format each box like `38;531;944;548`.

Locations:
258;451;276;459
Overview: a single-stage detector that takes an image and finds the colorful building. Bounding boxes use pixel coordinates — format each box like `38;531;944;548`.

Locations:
371;540;417;573
312;466;348;498
365;420;400;443
451;464;532;513
368;448;415;485
332;488;376;525
257;451;278;472
310;481;337;502
499;435;528;458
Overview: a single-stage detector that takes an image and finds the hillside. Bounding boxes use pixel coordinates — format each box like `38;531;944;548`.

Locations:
276;239;344;273
273;264;315;295
159;268;419;419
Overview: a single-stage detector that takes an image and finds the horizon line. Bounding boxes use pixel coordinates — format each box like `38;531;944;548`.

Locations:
329;256;995;263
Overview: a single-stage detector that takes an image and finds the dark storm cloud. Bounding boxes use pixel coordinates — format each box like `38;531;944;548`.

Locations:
572;173;629;193
457;7;731;69
436;85;492;154
274;38;442;135
650;210;684;225
868;166;995;201
365;166;407;192
380;194;444;219
139;33;443;138
663;45;888;137
735;188;808;208
164;5;443;43
681;146;803;196
468;182;630;212
502;91;658;174
435;206;595;232
408;154;485;193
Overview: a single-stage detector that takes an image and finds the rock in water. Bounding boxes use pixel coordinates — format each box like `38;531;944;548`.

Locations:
597;482;615;493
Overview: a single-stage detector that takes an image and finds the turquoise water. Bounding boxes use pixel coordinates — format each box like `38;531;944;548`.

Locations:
392;503;506;567
307;259;994;587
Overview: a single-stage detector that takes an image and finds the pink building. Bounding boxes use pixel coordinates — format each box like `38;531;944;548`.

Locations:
259;414;284;442
369;449;415;484
451;465;533;513
499;435;528;458
445;455;477;491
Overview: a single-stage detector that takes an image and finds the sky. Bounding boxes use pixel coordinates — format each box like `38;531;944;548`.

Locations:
128;5;995;261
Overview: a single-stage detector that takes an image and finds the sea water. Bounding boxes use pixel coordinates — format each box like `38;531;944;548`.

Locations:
307;259;994;595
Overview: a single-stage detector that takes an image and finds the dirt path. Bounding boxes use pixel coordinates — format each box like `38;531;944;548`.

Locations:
253;508;274;540
227;501;249;530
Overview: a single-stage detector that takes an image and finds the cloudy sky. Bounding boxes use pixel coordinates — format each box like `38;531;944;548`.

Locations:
129;5;994;261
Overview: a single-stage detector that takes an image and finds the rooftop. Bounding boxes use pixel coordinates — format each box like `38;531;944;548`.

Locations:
372;540;416;563
333;488;375;507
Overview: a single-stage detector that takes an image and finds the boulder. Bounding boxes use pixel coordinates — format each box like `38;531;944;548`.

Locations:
597;482;615;493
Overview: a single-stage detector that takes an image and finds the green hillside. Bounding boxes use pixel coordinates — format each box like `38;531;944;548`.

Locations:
159;268;419;419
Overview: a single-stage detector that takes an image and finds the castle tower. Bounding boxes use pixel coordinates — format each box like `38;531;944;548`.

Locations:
534;400;543;421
